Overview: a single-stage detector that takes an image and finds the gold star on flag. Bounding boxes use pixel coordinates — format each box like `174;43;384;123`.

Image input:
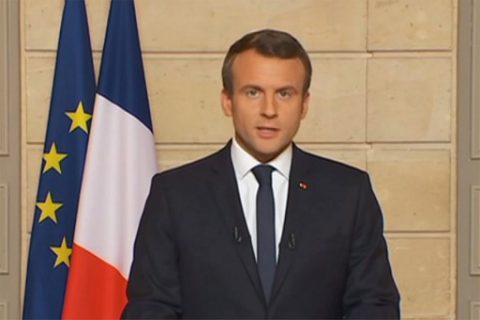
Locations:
43;143;68;174
65;101;92;133
50;237;72;268
36;192;63;224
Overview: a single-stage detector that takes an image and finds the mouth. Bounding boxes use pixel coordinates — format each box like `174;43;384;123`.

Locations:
256;126;279;138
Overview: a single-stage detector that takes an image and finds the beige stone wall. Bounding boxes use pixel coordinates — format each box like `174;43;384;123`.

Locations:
21;0;457;318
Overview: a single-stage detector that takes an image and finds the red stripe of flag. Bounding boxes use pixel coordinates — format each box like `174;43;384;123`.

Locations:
63;244;127;319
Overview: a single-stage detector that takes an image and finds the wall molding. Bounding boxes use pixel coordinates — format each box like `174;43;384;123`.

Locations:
471;301;480;319
472;0;480;159
0;302;6;320
0;184;7;274
471;185;480;275
0;0;8;156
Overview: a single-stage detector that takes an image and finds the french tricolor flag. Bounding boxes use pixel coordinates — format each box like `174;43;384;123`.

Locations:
63;0;157;318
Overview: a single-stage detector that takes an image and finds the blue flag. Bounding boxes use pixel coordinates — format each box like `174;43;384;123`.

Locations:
23;0;95;318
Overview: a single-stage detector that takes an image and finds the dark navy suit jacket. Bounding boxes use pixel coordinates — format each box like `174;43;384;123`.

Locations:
122;143;400;319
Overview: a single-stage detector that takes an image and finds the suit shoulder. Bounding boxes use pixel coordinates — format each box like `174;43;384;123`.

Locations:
299;147;365;174
297;147;368;180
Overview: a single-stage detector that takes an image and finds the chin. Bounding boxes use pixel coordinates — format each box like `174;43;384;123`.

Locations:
256;150;281;162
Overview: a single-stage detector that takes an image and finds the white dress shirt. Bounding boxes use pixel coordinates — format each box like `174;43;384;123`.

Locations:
230;138;292;261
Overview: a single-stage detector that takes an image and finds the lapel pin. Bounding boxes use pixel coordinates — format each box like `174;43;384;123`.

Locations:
298;181;308;190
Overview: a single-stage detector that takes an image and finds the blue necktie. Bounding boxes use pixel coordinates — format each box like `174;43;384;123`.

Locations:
252;165;276;303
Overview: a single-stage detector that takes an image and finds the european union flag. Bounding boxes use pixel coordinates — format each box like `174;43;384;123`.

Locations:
23;0;95;318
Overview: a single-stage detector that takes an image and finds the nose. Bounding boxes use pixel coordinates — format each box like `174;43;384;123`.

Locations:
260;94;278;118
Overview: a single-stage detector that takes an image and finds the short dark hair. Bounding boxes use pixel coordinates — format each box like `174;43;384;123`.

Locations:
222;29;312;95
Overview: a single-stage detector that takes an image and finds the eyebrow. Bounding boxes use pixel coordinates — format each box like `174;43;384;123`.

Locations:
239;84;299;93
276;86;298;93
239;84;263;92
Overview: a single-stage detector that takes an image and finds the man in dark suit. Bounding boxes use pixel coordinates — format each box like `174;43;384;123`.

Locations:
122;29;400;319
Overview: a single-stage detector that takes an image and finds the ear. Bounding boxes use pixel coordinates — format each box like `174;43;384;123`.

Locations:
221;89;233;117
300;91;310;119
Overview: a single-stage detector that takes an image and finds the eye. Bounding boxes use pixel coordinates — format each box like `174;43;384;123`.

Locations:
246;88;260;97
278;89;293;99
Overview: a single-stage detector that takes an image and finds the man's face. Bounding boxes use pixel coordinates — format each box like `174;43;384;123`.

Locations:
221;49;309;163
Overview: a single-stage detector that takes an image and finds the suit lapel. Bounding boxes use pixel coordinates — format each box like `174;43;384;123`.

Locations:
208;143;320;306
270;145;316;303
209;143;266;304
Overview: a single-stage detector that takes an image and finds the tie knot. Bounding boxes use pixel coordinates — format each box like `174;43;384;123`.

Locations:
252;165;274;186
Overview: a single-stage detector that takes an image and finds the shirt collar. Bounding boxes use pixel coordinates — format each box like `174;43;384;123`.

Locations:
230;138;292;180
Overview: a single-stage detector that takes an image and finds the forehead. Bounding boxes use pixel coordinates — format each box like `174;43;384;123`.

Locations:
231;49;306;88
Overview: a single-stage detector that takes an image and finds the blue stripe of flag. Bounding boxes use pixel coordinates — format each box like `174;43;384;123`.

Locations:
97;0;153;131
